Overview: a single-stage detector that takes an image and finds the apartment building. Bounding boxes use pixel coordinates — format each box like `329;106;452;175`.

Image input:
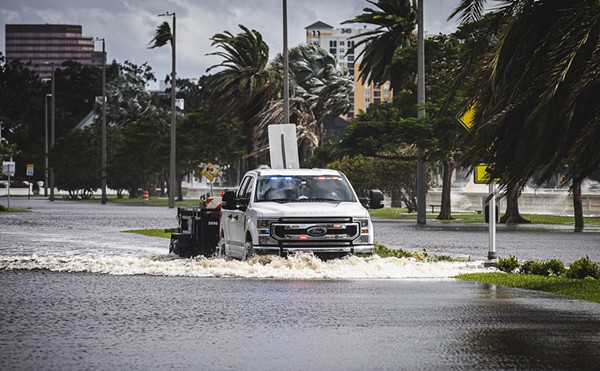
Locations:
4;24;104;79
305;21;392;120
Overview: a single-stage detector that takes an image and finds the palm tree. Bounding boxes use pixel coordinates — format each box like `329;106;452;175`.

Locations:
204;25;275;170
342;0;417;89
451;0;600;229
270;43;354;122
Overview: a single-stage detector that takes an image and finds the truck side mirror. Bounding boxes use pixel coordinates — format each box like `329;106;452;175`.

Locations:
221;190;237;210
368;189;384;209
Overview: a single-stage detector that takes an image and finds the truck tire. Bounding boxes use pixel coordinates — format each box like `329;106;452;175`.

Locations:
242;240;255;262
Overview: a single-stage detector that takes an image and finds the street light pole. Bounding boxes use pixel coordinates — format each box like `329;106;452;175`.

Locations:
50;63;56;202
416;0;426;225
96;38;107;205
159;12;176;209
282;0;289;125
44;93;51;197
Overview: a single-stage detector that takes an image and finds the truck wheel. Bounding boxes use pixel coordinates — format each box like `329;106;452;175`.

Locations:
242;240;255;262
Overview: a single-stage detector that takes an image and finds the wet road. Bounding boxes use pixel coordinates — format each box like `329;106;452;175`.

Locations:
1;198;600;370
2;271;600;370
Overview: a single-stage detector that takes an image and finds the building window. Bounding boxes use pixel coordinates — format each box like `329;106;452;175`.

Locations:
374;91;381;97
383;90;390;97
365;90;371;96
365;97;371;103
340;48;345;54
329;40;337;47
340;41;345;46
330;48;337;55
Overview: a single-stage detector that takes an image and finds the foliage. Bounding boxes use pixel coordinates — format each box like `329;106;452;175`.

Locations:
497;255;519;273
374;243;421;260
326;154;418;210
342;0;417;88
450;0;600;189
270;43;354;121
565;256;600;280
519;260;546;276
50;127;100;198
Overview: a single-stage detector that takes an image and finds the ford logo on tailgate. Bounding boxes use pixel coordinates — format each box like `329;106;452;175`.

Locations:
307;226;327;237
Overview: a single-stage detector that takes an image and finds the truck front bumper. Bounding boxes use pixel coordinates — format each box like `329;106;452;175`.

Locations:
253;245;375;257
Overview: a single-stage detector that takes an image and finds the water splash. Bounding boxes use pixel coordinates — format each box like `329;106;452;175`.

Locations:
0;253;495;279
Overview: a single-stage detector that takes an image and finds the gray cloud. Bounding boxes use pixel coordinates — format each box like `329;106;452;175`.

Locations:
0;0;460;87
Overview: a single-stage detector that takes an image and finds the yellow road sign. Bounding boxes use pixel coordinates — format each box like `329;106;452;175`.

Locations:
201;163;220;182
458;103;476;131
474;164;500;184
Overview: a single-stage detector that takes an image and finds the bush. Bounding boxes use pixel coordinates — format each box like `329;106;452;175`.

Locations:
542;259;566;276
374;243;421;260
497;255;520;273
520;260;546;275
565;256;600;279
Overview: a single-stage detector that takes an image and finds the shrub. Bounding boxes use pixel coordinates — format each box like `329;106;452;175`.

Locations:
374;243;421;260
497;255;520;273
520;260;546;275
566;256;600;279
542;259;565;276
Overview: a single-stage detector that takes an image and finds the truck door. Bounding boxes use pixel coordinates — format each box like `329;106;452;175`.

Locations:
228;175;253;258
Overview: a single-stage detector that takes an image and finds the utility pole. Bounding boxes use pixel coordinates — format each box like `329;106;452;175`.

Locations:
50;63;56;202
283;0;289;125
416;0;426;225
96;38;108;205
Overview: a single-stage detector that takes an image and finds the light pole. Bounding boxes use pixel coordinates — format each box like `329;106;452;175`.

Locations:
416;0;426;224
50;63;56;202
159;11;176;209
44;93;51;197
282;0;289;125
95;38;107;205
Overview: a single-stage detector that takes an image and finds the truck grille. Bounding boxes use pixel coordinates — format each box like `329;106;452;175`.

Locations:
271;218;359;247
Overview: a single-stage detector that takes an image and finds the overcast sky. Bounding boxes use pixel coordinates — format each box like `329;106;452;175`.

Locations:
1;0;460;87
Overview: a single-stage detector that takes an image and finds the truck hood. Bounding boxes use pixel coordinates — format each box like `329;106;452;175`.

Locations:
252;201;370;219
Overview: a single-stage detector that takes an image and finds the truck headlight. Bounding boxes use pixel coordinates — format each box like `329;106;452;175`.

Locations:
257;219;278;246
355;218;371;244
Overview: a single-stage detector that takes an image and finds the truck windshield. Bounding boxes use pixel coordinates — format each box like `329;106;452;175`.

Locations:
256;175;356;202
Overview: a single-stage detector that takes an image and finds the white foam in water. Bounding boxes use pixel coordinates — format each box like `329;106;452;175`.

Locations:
0;254;497;279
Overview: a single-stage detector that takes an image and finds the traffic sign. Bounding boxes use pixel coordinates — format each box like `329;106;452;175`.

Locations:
458;103;476;131
26;164;34;176
2;161;15;176
474;164;500;184
201;163;220;182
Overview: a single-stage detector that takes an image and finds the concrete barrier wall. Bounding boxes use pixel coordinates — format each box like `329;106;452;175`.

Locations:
428;189;600;216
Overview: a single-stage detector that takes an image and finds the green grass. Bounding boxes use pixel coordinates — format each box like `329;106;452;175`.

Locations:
457;272;600;303
80;197;200;207
368;207;600;225
123;228;177;238
0;205;31;212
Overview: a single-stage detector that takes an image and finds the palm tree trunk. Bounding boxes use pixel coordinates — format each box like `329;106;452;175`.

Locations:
573;178;584;231
436;159;455;220
500;183;530;224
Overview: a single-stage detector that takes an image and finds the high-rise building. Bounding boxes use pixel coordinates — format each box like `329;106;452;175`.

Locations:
305;21;393;120
4;24;104;79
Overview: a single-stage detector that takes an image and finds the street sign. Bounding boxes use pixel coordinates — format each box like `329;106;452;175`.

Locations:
458;103;476;131
2;161;15;176
201;163;220;182
474;164;500;184
26;164;34;176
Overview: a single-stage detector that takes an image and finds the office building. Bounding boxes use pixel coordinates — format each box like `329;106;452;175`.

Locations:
4;24;104;79
306;21;393;120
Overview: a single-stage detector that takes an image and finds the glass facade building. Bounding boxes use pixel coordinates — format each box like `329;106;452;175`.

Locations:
5;24;104;79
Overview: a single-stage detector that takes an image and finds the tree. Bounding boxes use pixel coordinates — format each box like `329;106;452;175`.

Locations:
342;0;417;89
51;127;100;199
451;0;600;229
203;25;275;171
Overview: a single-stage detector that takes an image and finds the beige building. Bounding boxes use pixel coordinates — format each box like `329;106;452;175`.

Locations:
305;21;392;120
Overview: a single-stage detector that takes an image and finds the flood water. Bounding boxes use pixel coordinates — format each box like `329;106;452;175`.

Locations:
1;198;600;370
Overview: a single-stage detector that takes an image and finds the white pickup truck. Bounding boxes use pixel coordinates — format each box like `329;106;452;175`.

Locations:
218;168;384;260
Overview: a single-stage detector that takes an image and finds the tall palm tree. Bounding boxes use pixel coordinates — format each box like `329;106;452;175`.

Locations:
451;0;600;229
342;0;417;89
203;25;275;170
